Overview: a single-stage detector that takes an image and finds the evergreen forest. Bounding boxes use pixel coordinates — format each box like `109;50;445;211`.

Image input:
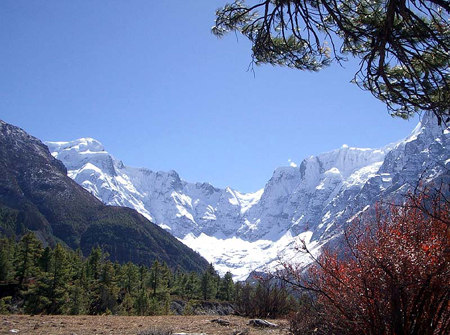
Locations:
0;232;294;318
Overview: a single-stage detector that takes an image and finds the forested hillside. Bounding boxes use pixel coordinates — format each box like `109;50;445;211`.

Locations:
0;234;237;315
0;120;208;272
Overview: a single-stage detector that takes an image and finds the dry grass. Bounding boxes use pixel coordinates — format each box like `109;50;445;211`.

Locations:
0;315;289;335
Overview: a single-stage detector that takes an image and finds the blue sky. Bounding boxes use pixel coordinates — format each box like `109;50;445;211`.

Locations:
1;0;418;193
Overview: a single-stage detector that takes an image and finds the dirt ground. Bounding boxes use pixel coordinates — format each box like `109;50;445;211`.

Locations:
0;315;290;335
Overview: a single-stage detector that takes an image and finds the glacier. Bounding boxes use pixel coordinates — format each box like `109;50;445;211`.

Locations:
46;112;450;280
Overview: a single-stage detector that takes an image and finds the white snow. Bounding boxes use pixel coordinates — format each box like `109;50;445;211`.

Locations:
45;112;450;280
182;229;318;280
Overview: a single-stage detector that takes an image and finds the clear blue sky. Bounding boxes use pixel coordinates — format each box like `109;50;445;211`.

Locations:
1;0;418;193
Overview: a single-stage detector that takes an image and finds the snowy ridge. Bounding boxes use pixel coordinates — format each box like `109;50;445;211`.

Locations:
46;112;450;280
46;139;265;240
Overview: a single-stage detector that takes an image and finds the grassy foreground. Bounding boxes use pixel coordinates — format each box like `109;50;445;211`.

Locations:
0;315;289;335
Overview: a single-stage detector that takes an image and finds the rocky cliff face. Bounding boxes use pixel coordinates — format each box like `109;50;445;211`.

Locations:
0;120;209;272
47;113;450;279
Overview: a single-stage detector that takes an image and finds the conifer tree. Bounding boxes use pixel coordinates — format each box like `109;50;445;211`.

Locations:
87;246;102;280
200;263;219;300
173;271;188;299
23;279;51;314
149;260;160;297
16;232;43;286
0;237;13;282
138;265;149;291
39;246;52;273
69;249;89;315
24;243;71;314
116;262;139;296
185;272;200;301
90;260;118;314
214;0;450;121
200;270;214;300
135;287;151;315
159;262;172;293
118;292;135;315
47;244;71;314
219;271;234;301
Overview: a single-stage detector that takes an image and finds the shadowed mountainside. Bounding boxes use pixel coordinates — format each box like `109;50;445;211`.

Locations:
0;120;208;272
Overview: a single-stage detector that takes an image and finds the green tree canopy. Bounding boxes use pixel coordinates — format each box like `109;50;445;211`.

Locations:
213;0;450;122
16;232;43;286
0;232;236;316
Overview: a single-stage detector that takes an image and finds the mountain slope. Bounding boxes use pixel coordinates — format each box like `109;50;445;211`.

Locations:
47;113;450;279
0;120;209;272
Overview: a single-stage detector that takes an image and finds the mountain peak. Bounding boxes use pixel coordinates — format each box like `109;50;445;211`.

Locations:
421;110;441;126
420;111;448;134
44;115;450;279
47;138;105;154
0;119;33;139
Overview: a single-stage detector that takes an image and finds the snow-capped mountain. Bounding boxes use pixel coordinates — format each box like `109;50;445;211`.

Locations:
46;113;450;279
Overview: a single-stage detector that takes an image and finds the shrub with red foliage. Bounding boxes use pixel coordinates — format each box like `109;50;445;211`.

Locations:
281;194;450;335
